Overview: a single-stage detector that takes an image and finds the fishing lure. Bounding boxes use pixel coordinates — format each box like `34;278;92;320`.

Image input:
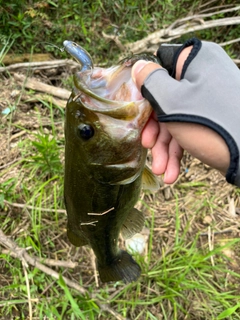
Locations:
63;40;93;71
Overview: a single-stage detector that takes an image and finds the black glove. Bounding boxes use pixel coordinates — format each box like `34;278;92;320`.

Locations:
156;43;181;76
141;38;240;187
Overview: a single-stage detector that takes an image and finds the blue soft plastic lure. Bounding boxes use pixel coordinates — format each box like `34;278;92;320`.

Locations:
63;40;93;71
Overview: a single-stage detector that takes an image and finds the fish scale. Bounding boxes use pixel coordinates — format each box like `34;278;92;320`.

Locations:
64;40;159;283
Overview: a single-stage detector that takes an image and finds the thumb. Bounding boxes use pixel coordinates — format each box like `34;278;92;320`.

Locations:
131;60;162;90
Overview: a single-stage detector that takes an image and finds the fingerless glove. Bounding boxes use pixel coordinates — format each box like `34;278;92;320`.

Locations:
142;38;240;187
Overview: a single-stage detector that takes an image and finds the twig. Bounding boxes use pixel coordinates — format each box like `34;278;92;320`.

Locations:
208;226;215;266
219;37;240;47
0;229;126;320
14;73;71;100
0;158;22;170
0;59;79;73
88;207;115;216
173;5;240;22
10;131;27;142
233;59;240;65
2;53;54;65
125;15;240;54
91;249;99;287
200;229;234;236
80;221;98;226
22;262;33;320
25;93;67;109
0;299;39;307
3;200;66;214
2;249;78;268
102;32;125;51
0;229;86;295
200;3;236;13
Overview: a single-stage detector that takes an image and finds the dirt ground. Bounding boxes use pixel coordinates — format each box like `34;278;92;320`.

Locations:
1;61;240;318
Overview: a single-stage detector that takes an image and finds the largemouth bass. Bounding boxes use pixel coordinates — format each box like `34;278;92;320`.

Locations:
63;40;159;283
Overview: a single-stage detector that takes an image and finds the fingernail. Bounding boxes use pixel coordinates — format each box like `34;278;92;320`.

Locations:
131;60;149;83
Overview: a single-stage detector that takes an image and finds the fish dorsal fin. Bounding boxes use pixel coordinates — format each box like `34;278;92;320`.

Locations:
121;208;145;239
142;165;160;192
67;227;88;247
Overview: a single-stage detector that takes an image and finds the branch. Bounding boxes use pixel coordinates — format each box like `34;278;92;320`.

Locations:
233;59;240;65
102;32;125;51
3;200;66;214
2;53;54;65
14;73;71;100
0;59;79;73
25;93;67;109
125;15;240;54
2;249;78;268
0;229;87;295
0;229;126;320
219;37;240;46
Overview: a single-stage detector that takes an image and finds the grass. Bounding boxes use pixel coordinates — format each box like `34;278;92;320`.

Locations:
1;1;240;319
1;89;240;320
1;0;240;64
1;125;240;319
1;95;240;319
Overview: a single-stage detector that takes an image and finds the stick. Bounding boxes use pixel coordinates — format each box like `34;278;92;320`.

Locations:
88;207;115;216
219;37;240;47
0;229;126;320
0;229;86;295
3;200;66;214
2;249;78;268
208;226;215;267
2;53;54;65
0;158;22;170
102;32;125;50
125;15;240;54
22;262;33;320
14;73;71;100
25;93;67;109
91;249;99;287
200;229;234;236
0;59;79;73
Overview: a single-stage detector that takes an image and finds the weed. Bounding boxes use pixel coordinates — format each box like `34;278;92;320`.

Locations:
1;1;239;63
1;1;240;319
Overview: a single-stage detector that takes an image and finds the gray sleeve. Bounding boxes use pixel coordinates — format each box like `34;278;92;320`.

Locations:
141;38;240;187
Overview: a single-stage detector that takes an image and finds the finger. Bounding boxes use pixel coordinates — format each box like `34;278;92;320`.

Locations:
131;60;161;90
151;123;172;175
163;139;183;184
141;113;159;149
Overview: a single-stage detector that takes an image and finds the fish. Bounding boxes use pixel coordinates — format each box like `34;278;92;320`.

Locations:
63;40;159;283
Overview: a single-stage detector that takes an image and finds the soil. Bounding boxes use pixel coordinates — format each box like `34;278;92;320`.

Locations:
1;61;240;319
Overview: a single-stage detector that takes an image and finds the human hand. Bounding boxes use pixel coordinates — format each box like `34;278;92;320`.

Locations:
141;111;183;184
132;38;240;187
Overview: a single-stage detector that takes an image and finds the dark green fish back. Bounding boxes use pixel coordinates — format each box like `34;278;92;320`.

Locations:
64;50;158;283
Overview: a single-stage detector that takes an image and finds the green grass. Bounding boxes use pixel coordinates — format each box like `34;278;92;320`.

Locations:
1;93;240;319
1;0;240;64
1;138;240;319
1;1;240;319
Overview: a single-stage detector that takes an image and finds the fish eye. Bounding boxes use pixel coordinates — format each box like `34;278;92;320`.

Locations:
77;124;94;140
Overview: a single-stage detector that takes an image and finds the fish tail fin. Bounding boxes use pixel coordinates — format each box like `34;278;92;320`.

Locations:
98;250;141;283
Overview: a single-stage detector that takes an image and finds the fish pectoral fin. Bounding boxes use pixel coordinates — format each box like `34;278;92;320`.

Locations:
121;208;144;239
142;165;161;192
98;250;141;283
67;227;88;247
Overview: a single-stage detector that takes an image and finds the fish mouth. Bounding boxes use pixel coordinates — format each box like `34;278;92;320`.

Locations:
74;64;143;102
72;63;152;122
